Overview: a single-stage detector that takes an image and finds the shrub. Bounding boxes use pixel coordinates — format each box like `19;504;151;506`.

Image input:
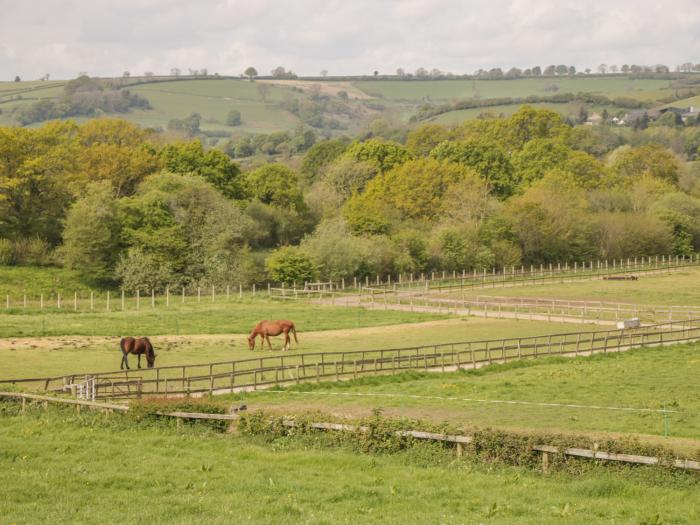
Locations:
0;239;14;265
265;246;317;285
13;237;52;265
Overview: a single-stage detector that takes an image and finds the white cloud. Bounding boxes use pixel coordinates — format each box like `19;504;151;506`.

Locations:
1;0;699;80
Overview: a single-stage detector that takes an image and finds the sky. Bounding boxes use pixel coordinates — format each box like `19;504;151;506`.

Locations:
1;0;699;80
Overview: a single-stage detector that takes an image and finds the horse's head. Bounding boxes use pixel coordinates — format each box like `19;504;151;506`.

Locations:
247;336;255;350
146;347;156;368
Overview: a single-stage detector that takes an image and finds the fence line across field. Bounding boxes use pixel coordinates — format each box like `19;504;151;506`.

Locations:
348;289;700;325
3;318;700;400
1;391;697;472
3;255;699;313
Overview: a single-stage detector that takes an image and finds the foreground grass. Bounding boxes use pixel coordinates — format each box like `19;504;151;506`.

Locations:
0;317;588;378
1;409;699;524
466;267;700;306
229;342;700;451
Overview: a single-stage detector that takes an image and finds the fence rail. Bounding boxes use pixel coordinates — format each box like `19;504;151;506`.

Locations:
352;290;700;325
3;319;700;400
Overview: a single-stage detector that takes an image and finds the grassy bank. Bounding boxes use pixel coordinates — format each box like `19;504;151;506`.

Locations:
1;408;698;524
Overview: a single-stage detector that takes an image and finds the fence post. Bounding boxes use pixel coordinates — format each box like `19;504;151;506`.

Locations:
136;289;140;310
151;288;155;308
197;287;201;303
166;287;170;307
106;291;109;311
90;291;94;311
212;285;215;302
57;293;61;309
121;289;125;310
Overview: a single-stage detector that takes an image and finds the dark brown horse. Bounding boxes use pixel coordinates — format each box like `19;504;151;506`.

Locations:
120;337;156;369
248;320;298;351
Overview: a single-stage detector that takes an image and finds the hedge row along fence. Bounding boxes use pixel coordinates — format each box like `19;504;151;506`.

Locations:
1;393;698;474
1;254;696;313
3;318;700;400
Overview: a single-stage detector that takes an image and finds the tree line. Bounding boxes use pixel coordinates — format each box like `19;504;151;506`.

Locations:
0;107;699;289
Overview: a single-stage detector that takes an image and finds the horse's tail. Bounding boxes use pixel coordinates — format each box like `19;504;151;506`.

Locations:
291;324;298;343
119;337;126;354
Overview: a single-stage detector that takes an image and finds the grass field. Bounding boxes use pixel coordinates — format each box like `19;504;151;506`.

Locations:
464;267;700;306
0;317;592;379
0;297;449;338
352;77;673;101
1;408;699;524
230;342;700;454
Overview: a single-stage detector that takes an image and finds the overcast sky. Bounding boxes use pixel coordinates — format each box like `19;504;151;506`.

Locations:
1;0;699;80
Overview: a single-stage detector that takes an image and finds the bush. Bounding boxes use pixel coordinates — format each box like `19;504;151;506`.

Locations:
0;239;14;265
13;237;52;265
265;246;317;285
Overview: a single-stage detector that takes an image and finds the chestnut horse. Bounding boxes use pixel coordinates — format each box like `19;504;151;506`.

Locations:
248;320;298;351
120;336;156;370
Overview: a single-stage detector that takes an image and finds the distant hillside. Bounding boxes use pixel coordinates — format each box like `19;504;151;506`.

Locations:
1;74;697;139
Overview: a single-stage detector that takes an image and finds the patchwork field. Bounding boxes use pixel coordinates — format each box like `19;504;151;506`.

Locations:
0;74;687;133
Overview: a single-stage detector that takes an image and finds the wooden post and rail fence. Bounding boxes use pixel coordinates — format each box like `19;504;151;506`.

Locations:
3;254;698;312
3;318;700;401
1;391;698;473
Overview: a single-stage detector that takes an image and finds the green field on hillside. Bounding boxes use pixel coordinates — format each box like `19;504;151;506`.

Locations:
0;75;684;131
1;408;698;524
232;342;700;452
352;77;672;101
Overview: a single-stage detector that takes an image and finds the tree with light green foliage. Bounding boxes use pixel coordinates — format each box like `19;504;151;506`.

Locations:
609;143;680;185
62;182;122;284
430;139;515;197
301;139;348;184
341;139;413;173
158;140;244;199
245;164;306;212
265;246;317;284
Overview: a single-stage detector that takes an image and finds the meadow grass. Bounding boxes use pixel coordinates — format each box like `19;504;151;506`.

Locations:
0;298;448;338
229;342;700;451
1;408;699;524
0;317;589;378
352;77;672;101
463;267;700;306
0;265;91;296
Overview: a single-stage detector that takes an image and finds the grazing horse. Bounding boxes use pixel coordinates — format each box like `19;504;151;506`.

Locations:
120;337;156;370
248;320;298;352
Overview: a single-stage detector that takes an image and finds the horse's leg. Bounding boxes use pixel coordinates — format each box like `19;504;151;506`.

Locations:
120;352;125;370
266;334;273;351
124;353;130;370
284;331;290;351
138;354;142;369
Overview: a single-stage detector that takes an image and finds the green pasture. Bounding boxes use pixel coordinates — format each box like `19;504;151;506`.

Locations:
128;79;301;133
462;267;700;306
232;342;700;453
2;410;698;525
0;266;92;297
353;77;672;101
0;317;592;378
